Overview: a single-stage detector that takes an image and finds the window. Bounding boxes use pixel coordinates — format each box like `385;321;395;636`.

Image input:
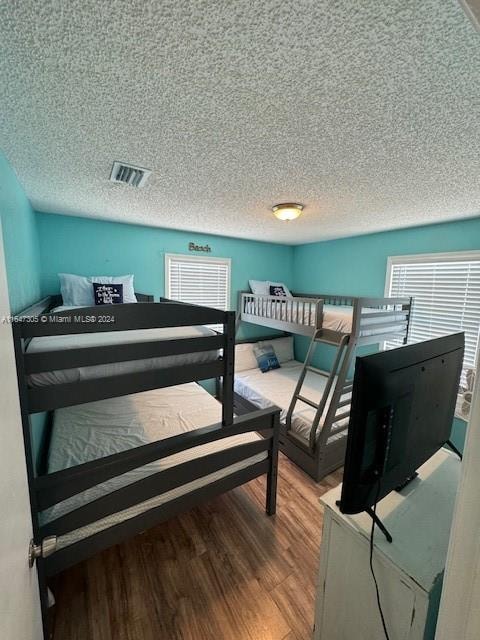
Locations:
385;251;480;419
165;253;231;330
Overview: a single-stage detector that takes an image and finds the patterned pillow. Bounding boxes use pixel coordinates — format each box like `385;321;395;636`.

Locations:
93;283;124;305
269;284;287;297
253;343;281;373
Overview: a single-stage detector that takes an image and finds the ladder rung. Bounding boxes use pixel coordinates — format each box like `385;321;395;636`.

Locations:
337;398;351;409
330;423;349;437
342;384;353;394
334;410;351;422
314;338;346;346
306;365;329;377
296;394;320;409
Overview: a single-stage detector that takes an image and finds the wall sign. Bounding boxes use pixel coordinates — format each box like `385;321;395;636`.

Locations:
189;242;211;253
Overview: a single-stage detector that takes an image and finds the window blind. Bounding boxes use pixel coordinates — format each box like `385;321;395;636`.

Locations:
386;257;480;384
165;254;231;329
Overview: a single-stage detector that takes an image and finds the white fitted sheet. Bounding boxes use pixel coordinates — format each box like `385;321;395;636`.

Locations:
234;361;350;444
245;300;405;336
42;383;266;549
27;321;220;387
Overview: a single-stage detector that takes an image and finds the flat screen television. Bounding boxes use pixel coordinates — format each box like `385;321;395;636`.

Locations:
339;333;464;522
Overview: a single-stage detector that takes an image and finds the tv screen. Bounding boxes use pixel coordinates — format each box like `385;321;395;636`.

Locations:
339;333;464;516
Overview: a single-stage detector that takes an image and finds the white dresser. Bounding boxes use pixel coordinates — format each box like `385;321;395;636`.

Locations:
313;449;461;640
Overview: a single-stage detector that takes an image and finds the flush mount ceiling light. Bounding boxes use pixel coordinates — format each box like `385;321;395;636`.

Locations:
272;203;304;221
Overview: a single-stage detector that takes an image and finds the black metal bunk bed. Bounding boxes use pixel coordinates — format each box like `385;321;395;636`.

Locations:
234;291;412;481
13;295;280;637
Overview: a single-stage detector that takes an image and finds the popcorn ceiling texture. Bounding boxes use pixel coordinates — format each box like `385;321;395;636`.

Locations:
0;0;479;244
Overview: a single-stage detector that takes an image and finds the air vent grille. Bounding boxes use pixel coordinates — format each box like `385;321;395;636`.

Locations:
110;161;151;188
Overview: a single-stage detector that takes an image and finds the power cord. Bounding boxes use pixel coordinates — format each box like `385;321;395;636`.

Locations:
369;479;391;640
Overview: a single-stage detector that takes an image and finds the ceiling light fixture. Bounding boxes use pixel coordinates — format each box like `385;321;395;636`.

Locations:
272;203;304;221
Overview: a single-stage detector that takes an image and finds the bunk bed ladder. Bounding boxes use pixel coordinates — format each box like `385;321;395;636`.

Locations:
285;331;351;451
314;342;356;454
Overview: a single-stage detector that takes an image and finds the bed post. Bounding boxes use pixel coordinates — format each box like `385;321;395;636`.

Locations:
235;290;245;335
404;297;413;344
222;311;236;426
266;410;280;515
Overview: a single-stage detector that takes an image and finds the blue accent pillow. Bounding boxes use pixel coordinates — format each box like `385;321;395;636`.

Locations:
253;343;281;373
93;283;124;305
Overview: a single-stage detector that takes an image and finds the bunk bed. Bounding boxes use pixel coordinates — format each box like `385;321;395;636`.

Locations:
235;291;412;481
13;296;280;633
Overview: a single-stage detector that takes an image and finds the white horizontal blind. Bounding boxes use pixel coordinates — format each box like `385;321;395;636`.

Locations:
165;254;231;330
386;255;480;386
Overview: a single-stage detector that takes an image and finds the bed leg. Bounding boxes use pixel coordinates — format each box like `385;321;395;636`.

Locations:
266;412;280;516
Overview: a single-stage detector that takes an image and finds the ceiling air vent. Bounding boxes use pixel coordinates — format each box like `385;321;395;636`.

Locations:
109;161;151;188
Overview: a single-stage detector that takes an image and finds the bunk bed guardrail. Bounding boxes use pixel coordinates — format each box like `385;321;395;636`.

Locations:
14;300;235;421
238;291;323;336
239;290;412;343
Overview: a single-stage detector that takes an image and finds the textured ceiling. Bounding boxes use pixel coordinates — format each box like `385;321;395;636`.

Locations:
0;0;479;245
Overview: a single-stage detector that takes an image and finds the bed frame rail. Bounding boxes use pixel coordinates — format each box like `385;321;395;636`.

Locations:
238;291;323;336
36;407;280;576
238;291;412;344
353;296;412;343
13;301;236;425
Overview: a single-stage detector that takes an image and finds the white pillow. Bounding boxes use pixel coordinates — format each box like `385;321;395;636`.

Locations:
258;336;294;364
59;273;137;306
267;281;292;297
234;342;258;372
248;279;270;295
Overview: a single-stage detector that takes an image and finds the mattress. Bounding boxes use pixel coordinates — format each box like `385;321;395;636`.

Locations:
27;310;220;387
234;361;350;444
245;299;406;336
42;382;266;550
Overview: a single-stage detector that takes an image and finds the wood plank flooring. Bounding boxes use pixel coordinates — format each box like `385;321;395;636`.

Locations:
50;454;342;640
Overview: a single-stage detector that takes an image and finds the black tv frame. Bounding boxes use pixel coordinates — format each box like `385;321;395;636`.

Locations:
339;333;464;542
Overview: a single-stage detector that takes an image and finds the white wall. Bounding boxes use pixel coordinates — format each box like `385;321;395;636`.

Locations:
436;370;480;639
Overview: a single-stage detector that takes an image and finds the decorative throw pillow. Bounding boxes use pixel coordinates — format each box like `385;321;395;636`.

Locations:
267;281;292;297
93;283;124;305
253;343;281;373
269;284;287;297
91;275;137;303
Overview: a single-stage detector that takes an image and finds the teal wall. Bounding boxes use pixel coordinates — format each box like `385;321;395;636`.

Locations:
36;212;294;340
0;151;47;472
292;217;480;297
0;151;41;312
292;216;480;451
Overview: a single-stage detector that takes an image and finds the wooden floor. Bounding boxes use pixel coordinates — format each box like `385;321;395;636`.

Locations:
51;454;342;640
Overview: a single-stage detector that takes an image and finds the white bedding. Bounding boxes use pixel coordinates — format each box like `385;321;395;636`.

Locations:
245;300;406;336
27;310;220;387
43;383;266;550
234;361;350;444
